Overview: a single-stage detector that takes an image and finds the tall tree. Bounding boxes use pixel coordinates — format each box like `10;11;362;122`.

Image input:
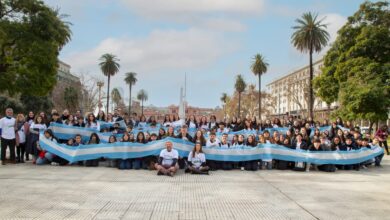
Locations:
314;1;390;132
220;93;228;120
111;88;122;110
0;0;71;96
234;74;246;118
291;12;329;119
63;87;79;113
99;53;120;114
124;72;137;114
251;53;269;121
137;89;148;115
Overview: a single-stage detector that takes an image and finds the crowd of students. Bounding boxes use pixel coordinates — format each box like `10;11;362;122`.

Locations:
0;107;388;176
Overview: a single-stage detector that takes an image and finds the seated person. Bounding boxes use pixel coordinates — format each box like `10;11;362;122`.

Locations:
155;141;179;176
186;142;209;174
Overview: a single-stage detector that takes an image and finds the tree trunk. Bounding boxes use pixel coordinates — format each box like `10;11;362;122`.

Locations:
128;85;132;114
106;75;111;114
368;120;374;135
309;48;314;120
238;92;241;118
258;74;261;121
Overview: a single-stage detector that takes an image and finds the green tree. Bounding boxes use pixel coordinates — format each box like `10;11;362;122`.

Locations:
291;12;329;119
124;72;137;114
251;53;269;121
234;74;246;118
220;92;228;120
99;53;120;114
111;88;122;110
315;1;390;132
20;95;53;114
63;87;79;113
0;0;71;96
137;89;148;115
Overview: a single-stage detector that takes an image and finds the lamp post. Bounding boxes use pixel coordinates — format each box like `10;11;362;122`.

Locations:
97;81;104;113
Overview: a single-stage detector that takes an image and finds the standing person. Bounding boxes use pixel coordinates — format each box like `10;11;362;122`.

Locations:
106;135;118;168
26;116;47;164
0;108;16;165
186;142;209;174
155;141;179;177
375;125;389;155
85;113;100;131
15;114;28;163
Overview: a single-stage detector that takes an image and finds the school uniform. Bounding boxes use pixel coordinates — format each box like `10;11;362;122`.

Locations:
292;141;308;171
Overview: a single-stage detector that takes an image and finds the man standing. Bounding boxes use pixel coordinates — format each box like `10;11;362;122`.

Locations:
155;141;179;177
0;108;16;165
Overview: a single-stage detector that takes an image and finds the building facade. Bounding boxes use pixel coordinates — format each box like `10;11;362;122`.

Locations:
266;59;338;119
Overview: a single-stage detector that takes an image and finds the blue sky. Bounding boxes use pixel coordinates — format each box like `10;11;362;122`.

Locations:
44;0;368;108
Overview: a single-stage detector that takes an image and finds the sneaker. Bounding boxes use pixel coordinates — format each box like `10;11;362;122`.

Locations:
362;165;368;169
157;171;164;176
51;162;59;166
241;167;245;171
167;172;174;177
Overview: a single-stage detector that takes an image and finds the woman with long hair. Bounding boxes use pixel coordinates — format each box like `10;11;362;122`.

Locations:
186;142;209;174
84;133;100;167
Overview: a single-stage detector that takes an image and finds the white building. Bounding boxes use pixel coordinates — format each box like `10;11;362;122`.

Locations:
266;59;337;119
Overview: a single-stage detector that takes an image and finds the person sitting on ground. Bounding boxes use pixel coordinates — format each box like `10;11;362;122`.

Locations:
155;141;179;177
186;142;209;174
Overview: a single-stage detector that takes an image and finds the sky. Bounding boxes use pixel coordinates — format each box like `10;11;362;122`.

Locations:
43;0;368;109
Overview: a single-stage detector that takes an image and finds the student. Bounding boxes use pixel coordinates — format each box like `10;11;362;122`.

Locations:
219;133;233;170
217;122;229;133
186;142;209;174
166;126;175;138
74;117;85;127
292;134;308;171
371;138;384;167
341;137;359;171
155;141;179;177
186;115;198;129
157;128;166;140
0;108;16;165
176;125;193;142
198;116;208;130
118;132;132;170
206;132;220;170
65;115;75;126
106;135;118;168
96;110;106;121
162;114;172;127
84;133;100;167
193;130;206;146
309;139;336;172
244;135;259;171
27;115;47;164
86;113;100;131
132;132;146;169
112;109;123;122
228;116;239;131
15;113;28;163
36;129;58;165
50;112;63;124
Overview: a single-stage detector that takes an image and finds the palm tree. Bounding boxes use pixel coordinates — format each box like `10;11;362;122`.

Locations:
99;53;120;114
137;89;148;115
111;88;122;110
124;72;137;114
234;74;246;118
220;93;228;120
291;12;329;119
251;54;269;121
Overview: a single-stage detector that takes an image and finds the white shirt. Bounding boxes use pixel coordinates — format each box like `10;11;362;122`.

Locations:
87;122;100;131
219;142;230;149
17;125;26;143
188;152;206;168
0;117;16;139
159;149;179;166
188;121;197;129
206;138;220;147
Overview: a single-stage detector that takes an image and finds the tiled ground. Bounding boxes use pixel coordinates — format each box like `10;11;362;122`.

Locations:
0;157;389;220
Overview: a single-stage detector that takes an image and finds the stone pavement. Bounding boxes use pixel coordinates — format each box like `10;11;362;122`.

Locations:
0;157;390;220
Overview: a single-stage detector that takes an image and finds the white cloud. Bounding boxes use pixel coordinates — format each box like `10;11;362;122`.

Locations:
320;13;347;43
63;28;240;104
119;0;265;32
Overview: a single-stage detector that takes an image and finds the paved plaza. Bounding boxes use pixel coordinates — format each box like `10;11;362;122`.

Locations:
0;157;389;220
